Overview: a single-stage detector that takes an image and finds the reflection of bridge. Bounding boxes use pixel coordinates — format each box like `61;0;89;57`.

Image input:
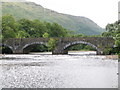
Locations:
1;37;115;55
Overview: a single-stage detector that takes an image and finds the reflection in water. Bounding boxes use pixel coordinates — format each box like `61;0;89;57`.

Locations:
0;51;118;88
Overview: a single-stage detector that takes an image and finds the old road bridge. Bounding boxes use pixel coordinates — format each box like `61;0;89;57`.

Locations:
1;37;115;55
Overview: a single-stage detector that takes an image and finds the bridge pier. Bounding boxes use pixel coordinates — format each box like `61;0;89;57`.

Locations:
52;49;68;55
96;50;104;55
13;49;23;54
52;50;68;55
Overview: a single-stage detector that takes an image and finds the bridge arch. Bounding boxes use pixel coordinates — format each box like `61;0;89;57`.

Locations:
0;44;13;54
22;42;48;53
63;41;100;54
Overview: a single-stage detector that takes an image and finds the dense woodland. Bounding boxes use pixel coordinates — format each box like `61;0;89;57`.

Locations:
1;15;120;56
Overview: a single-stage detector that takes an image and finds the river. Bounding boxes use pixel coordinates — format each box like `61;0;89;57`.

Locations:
0;51;118;88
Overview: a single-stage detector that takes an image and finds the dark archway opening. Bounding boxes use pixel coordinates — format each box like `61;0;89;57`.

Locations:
64;43;97;55
1;45;13;54
23;44;49;54
67;44;96;51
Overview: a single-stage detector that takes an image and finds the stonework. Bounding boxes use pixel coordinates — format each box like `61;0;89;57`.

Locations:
1;37;115;55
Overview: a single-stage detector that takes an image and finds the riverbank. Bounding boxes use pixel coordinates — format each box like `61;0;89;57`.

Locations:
69;51;119;60
105;55;118;60
0;51;119;60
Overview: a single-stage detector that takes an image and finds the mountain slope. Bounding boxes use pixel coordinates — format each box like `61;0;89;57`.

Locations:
2;2;105;35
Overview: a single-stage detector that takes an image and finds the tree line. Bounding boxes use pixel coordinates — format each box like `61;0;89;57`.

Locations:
1;14;70;39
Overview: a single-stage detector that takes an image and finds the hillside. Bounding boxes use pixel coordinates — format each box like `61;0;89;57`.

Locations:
2;2;105;35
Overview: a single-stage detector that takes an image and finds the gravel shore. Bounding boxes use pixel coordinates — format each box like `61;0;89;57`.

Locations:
105;55;118;60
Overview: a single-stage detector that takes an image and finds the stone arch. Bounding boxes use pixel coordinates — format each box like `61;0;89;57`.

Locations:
63;41;101;54
22;42;48;53
1;44;13;54
1;44;13;51
63;41;98;50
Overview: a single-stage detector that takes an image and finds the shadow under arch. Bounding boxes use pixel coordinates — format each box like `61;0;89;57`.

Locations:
1;44;13;54
63;41;99;54
22;42;48;54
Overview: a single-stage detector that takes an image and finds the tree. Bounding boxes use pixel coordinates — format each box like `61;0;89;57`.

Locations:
31;20;47;37
2;14;16;31
49;23;68;37
2;14;18;39
102;21;119;37
43;32;49;38
102;20;120;55
16;30;30;38
2;15;30;39
70;34;86;37
3;28;16;39
18;19;32;36
47;38;57;51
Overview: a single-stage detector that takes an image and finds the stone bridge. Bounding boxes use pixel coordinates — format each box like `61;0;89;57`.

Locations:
1;37;115;55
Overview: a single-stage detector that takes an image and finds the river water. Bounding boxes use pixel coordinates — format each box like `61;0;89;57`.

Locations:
0;51;118;88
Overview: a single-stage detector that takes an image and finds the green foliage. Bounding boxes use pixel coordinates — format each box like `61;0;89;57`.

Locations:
3;29;16;39
118;54;120;61
46;23;68;37
103;48;113;55
69;34;86;37
88;35;103;37
68;44;96;51
0;34;2;40
102;32;112;37
16;31;30;38
47;38;57;51
43;33;49;38
2;14;16;30
2;14;17;39
115;33;120;47
18;19;32;33
102;21;119;37
84;45;96;51
30;20;47;37
114;32;120;57
2;14;69;39
102;20;120;55
30;45;48;52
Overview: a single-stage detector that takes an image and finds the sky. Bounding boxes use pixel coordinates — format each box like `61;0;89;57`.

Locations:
24;0;119;28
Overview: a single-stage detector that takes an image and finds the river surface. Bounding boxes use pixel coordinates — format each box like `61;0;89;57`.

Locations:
0;51;118;88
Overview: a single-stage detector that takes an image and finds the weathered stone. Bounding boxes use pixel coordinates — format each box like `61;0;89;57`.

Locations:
1;37;115;55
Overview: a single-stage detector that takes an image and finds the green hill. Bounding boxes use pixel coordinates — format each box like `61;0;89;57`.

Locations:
1;2;105;35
